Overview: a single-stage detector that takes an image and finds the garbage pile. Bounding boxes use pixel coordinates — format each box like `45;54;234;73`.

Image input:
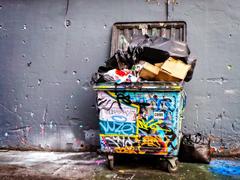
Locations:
92;35;197;84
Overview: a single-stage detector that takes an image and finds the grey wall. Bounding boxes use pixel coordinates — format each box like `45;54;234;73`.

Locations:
0;0;239;151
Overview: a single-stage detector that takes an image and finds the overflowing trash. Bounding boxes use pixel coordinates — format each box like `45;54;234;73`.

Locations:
92;35;197;84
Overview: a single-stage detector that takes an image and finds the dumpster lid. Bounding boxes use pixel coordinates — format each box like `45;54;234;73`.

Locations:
93;81;183;91
110;21;187;56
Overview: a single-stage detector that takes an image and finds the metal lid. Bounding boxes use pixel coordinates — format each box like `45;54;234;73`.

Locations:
110;21;187;56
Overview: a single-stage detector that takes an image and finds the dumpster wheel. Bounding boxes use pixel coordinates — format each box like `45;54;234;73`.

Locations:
107;154;114;170
167;158;179;173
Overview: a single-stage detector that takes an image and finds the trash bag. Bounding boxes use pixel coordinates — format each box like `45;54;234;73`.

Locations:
130;35;170;64
152;38;190;58
91;72;105;84
140;46;169;64
129;35;190;64
105;50;131;70
129;34;152;47
184;58;197;82
102;48;142;73
178;133;211;164
103;35;192;71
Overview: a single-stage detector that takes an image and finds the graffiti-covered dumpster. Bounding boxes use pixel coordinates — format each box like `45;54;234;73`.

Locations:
94;82;186;172
92;21;193;172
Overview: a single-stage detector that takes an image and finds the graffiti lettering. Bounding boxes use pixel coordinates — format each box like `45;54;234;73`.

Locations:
101;136;137;147
98;92;137;122
115;146;137;154
100;120;136;135
97;97;117;111
116;92;132;111
141;136;167;148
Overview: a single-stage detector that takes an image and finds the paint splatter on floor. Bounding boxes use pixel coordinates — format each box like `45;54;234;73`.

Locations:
209;159;240;176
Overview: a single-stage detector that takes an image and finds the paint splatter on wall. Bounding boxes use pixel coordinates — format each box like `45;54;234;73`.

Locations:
209;160;240;176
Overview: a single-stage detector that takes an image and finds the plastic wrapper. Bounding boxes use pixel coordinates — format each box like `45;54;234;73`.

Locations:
103;69;140;84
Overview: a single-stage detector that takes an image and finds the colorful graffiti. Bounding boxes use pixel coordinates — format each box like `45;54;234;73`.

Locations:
97;90;184;156
100;135;172;155
98;92;138;123
100;120;136;135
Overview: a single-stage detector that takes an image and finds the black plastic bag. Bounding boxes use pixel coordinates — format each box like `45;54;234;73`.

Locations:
178;133;211;164
129;35;190;64
140;46;169;64
184;58;197;82
151;38;190;59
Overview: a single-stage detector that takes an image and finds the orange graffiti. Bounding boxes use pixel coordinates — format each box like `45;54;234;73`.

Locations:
141;136;161;147
140;136;168;155
114;146;137;154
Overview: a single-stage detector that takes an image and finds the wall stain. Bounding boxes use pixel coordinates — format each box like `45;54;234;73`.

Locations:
206;77;228;85
0;103;23;120
42;105;48;122
27;62;32;67
37;79;42;86
224;89;239;95
227;65;232;70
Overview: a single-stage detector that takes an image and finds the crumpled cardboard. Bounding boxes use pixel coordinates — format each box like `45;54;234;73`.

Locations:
155;63;181;82
160;57;191;80
139;61;160;80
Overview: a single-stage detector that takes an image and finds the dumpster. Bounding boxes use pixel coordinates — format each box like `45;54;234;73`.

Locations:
93;21;188;172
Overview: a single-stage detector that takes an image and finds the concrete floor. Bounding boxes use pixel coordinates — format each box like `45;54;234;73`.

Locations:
0;150;239;180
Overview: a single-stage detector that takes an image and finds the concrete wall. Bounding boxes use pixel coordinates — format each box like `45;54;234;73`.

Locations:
0;0;239;151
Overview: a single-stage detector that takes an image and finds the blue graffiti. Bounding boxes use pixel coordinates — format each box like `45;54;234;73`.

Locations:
209;159;240;176
125;92;177;121
127;93;176;109
99;120;136;135
156;96;176;111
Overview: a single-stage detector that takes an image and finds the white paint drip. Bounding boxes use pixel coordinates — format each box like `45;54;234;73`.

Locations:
206;77;227;85
224;89;239;95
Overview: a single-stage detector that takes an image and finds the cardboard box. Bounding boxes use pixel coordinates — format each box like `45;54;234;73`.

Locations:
155;63;181;82
139;58;190;82
142;61;160;75
160;57;191;80
139;61;160;80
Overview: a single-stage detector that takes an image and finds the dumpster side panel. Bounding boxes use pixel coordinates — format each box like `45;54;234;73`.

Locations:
97;90;183;156
97;91;138;135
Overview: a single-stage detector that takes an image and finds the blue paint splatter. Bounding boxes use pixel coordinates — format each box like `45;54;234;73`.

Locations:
209;159;240;176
